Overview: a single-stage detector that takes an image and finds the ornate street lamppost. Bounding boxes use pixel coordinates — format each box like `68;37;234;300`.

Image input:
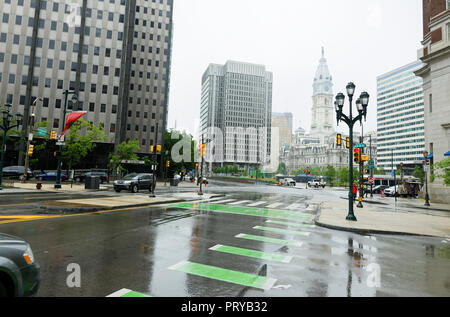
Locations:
0;104;24;190
335;83;370;221
423;151;431;206
55;91;77;189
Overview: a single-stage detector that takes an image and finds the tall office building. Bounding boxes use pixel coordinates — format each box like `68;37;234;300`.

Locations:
200;61;272;168
0;0;173;165
376;61;425;170
415;0;450;203
272;112;293;147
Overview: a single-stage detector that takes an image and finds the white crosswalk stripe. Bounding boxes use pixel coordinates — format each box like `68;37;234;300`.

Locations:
246;201;267;207
213;199;237;204
286;203;304;210
228;200;253;205
266;202;284;209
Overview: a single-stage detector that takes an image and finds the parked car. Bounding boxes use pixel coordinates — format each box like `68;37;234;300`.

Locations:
0;233;40;297
35;171;68;181
280;178;296;186
1;166;33;181
384;185;399;197
113;173;153;193
307;179;326;188
74;171;108;183
365;185;388;194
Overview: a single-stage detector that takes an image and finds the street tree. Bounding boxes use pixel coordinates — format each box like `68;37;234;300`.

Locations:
433;158;450;186
412;165;425;183
62;119;107;173
108;139;140;177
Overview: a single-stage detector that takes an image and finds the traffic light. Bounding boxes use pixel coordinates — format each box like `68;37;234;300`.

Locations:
50;131;56;140
201;143;206;157
354;148;360;163
346;137;350;149
166;160;170;167
195;163;199;169
156;145;162;152
28;145;34;155
336;134;342;147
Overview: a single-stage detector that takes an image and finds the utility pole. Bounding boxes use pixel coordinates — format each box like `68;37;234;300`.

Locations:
23;97;42;182
370;134;373;198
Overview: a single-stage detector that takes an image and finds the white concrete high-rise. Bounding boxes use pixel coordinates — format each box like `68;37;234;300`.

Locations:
376;61;425;170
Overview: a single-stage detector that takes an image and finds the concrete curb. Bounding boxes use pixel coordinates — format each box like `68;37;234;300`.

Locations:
34;194;226;213
314;203;442;238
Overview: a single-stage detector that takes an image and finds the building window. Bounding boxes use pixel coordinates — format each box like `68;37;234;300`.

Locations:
53;118;59;128
429;94;432;113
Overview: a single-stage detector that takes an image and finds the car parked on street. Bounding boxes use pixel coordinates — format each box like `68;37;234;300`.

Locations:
113;173;153;193
0;233;40;297
74;171;108;183
280;178;296;186
384;185;399;197
307;179;326;188
1;166;33;181
365;185;388;194
35;171;68;181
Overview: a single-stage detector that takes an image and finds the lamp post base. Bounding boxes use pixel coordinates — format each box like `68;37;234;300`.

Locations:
424;194;430;206
346;214;357;221
149;193;156;198
54;184;61;189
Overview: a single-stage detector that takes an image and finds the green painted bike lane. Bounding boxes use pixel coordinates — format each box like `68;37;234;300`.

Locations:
168;202;314;222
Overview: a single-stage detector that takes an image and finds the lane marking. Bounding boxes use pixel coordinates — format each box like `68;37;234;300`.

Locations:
211;199;236;204
253;226;311;237
228;200;252;205
286;203;305;210
168;260;277;290
266;219;316;228
266;202;284;209
209;244;293;263
235;233;303;247
247;201;267;207
168;203;314;222
106;288;151;297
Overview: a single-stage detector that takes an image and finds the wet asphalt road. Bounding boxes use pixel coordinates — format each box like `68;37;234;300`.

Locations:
0;180;449;297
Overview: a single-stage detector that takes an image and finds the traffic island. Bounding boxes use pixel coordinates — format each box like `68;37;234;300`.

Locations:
316;201;450;238
35;193;225;213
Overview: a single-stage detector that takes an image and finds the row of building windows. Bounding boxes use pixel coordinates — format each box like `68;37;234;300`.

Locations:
377;121;424;135
377;151;424;158
377;81;422;102
377;74;418;93
378;108;424;122
378;114;424;127
377;90;423;108
378;102;424;118
378;132;424;143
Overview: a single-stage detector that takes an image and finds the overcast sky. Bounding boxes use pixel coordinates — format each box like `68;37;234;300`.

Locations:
167;0;423;139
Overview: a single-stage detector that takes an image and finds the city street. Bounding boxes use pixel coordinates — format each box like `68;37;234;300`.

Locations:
0;179;448;297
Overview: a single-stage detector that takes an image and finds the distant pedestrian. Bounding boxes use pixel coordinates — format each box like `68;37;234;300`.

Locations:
352;184;357;202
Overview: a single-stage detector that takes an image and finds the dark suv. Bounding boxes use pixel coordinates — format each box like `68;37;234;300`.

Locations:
1;166;33;181
113;173;153;193
75;171;108;183
0;233;40;297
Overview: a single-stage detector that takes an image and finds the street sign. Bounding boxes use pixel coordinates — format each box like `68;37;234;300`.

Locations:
368;165;375;169
369;159;374;165
368;178;374;184
56;142;65;146
28;133;33;141
37;127;47;137
354;143;366;149
361;155;370;162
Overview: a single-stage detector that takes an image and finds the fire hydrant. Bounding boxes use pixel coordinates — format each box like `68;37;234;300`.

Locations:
36;182;42;190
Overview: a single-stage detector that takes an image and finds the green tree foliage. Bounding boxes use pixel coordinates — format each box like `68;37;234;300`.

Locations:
164;129;196;177
276;162;287;174
108;139;140;176
433;158;450;186
62;119;107;171
412;165;425;183
324;165;336;183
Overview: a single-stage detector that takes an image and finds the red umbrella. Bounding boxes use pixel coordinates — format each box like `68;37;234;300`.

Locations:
58;111;87;140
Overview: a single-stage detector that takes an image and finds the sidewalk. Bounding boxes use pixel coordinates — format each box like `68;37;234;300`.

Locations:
316;201;450;238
